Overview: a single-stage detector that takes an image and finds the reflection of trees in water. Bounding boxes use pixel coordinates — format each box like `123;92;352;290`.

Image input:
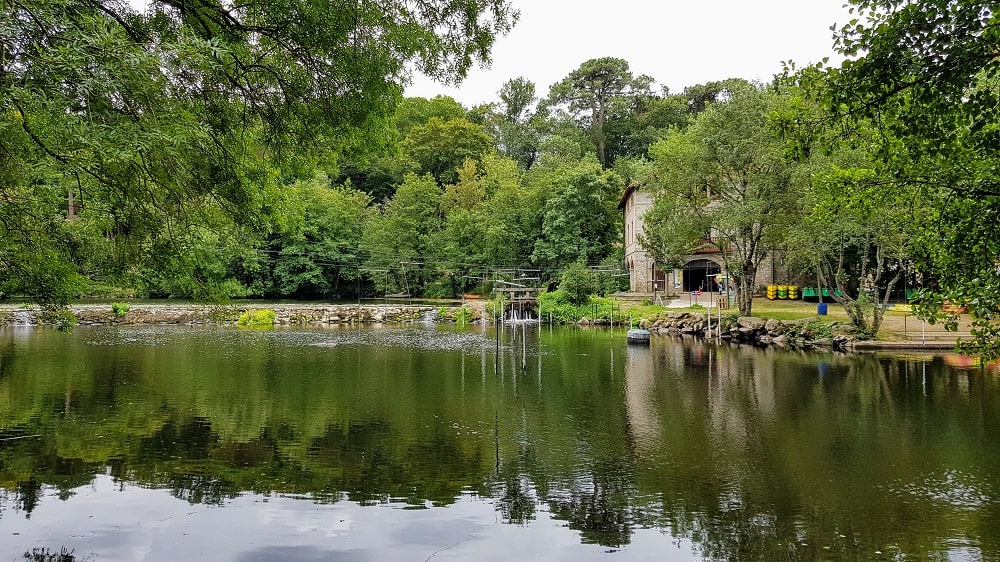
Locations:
493;445;539;526
545;457;638;547
23;547;78;562
0;340;16;382
310;420;490;507
6;331;1000;558
14;479;42;518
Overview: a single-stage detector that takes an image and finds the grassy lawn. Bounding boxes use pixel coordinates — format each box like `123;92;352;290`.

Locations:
619;298;853;322
741;300;851;322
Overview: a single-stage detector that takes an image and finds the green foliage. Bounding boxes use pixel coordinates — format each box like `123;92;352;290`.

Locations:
594;250;628;296
265;173;371;299
805;321;834;340
395;96;469;136
781;149;923;337
1;0;516;306
543;57;654;167
642;83;803;315
537;291;622;324
558;262;595;305
111;302;130;317
237;309;276;328
401;117;494;184
821;0;1000;356
39;306;77;332
486;292;509;319
361;173;442;296
208;306;241;324
456;305;474;324
436;305;474;324
531;160;620;275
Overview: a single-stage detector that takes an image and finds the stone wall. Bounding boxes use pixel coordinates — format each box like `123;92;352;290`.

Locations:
0;303;486;327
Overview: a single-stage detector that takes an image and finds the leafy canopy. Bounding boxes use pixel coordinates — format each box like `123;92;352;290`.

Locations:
0;0;517;304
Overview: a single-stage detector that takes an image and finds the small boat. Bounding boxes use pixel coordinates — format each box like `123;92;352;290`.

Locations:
627;328;650;345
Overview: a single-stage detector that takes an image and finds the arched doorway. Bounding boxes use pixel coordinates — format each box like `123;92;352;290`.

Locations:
682;259;721;292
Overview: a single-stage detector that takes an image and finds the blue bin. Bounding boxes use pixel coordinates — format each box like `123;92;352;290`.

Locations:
817;302;828;315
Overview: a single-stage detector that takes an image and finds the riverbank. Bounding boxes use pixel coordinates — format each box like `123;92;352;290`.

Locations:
0;303;483;327
634;304;972;353
0;301;973;354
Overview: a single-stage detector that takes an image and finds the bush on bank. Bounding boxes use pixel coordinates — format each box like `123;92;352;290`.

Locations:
536;291;623;324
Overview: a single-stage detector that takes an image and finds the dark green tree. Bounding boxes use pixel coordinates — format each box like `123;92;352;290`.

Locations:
544;57;653;167
267;174;371;299
642;83;802;315
361;173;442;295
531;159;620;278
828;0;1000;355
401;117;494;184
0;0;516;304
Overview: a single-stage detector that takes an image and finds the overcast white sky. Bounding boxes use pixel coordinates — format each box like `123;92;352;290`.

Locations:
406;0;854;107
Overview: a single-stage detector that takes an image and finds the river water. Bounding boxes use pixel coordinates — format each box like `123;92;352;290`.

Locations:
1;324;998;561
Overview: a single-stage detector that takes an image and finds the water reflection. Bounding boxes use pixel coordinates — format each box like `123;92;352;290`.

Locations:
1;326;1000;560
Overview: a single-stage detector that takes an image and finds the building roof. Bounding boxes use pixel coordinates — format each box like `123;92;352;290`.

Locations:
617;183;640;210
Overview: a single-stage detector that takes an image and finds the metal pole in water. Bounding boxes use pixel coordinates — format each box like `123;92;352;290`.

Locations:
718;302;722;343
521;325;528;373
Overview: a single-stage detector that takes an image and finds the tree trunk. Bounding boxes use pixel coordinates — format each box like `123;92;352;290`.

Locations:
735;263;758;316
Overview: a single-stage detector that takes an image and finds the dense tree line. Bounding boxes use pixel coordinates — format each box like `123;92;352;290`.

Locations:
0;13;727;307
3;0;997;353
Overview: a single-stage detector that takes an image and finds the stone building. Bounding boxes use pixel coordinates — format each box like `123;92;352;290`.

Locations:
618;184;780;299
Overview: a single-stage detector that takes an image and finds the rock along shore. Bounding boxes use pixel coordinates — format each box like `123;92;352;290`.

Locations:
0;303;485;327
642;311;857;351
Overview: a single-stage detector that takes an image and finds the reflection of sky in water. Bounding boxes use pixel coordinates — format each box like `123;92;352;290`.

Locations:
1;475;696;562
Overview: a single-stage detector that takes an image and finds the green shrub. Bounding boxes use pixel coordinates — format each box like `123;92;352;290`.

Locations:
209;305;240;323
806;321;834;339
486;292;509;319
537;292;624;324
423;282;451;299
455;305;473;324
111;301;130;317
40;305;77;332
559;261;595;305
238;308;276;328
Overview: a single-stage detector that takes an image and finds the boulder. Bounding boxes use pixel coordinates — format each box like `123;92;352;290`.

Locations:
737;316;766;331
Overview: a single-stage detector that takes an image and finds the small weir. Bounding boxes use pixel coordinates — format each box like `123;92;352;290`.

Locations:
10;310;37;326
505;308;538;324
493;286;541;325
